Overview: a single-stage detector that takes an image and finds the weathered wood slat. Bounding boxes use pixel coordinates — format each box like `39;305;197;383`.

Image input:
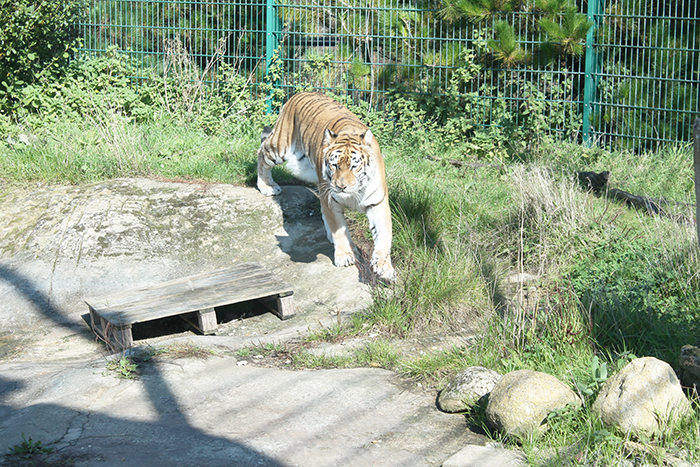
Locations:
85;262;294;326
87;263;264;313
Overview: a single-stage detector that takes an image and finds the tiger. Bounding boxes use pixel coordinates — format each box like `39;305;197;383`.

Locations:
256;91;396;282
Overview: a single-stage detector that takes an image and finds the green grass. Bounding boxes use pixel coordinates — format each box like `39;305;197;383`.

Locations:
1;54;699;465
1;114;260;185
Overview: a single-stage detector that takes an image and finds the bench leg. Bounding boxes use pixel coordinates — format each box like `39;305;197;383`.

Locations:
107;325;134;352
197;307;218;335
89;307;134;352
276;293;296;320
261;293;296;320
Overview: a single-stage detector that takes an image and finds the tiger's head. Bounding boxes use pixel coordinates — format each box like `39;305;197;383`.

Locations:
321;128;377;196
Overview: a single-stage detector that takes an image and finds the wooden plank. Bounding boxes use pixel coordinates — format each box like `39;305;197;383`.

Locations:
88;263;276;313
92;266;291;322
85;262;293;326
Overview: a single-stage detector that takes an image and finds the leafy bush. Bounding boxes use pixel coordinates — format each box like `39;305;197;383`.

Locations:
9;46;268;135
0;0;86;109
14;49;150;125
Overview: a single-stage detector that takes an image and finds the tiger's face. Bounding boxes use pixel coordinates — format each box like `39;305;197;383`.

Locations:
322;128;375;196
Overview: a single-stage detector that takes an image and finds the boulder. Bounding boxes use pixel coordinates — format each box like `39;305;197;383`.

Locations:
592;356;691;435
485;370;581;440
437;366;502;413
679;345;700;391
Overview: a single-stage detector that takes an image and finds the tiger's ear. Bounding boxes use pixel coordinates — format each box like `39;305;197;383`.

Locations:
323;129;338;146
361;129;374;145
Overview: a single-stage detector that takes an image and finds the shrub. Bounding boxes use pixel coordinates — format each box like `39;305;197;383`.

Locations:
0;0;87;109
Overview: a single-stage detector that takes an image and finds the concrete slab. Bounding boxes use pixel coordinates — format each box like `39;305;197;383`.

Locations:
0;179;491;466
442;445;527;467
1;358;486;466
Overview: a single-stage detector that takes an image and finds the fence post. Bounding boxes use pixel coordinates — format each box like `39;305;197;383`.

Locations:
265;0;281;113
582;0;600;146
694;118;700;249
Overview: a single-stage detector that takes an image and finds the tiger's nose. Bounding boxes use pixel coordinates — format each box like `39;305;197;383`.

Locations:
336;178;349;190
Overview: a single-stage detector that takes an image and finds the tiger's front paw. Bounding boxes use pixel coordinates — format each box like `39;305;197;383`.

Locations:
257;179;282;197
333;248;357;268
372;252;396;282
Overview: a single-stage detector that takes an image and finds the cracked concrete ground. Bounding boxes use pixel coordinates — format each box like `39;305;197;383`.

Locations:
0;178;502;467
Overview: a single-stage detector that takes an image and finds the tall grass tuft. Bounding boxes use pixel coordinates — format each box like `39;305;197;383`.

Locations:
361;176;496;338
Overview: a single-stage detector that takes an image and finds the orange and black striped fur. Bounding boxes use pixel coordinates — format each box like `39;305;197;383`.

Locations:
257;92;395;281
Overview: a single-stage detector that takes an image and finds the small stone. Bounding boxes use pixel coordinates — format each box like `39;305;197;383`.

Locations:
437;366;502;413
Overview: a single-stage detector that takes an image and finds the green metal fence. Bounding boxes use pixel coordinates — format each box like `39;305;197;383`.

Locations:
78;0;269;83
78;0;700;150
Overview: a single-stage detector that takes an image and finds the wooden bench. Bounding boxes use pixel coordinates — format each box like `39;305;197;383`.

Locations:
86;262;295;351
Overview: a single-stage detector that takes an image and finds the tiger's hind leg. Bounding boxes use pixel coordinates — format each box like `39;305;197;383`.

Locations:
257;149;282;196
257;126;282;196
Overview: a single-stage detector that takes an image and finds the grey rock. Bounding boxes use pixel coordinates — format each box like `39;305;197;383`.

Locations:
679;345;700;390
592;356;691;435
0;179;369;336
485;369;581;441
0;179;490;467
437;366;502;413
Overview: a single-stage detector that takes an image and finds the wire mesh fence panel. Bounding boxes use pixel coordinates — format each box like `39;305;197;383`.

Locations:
588;0;700;150
78;0;269;91
274;0;455;111
269;0;591;145
77;0;700;150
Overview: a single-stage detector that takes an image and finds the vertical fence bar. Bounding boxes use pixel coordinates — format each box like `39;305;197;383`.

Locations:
265;0;281;112
582;0;600;146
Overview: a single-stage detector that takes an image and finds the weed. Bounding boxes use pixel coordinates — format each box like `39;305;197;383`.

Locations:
261;342;284;353
575;355;609;400
399;345;474;385
7;433;53;456
290;348;355;369
105;356;138;379
356;339;402;370
235;348;251;357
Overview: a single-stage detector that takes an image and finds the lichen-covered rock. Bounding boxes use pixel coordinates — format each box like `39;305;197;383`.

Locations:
437;366;502;413
679;345;700;391
485;370;581;441
592;357;690;435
